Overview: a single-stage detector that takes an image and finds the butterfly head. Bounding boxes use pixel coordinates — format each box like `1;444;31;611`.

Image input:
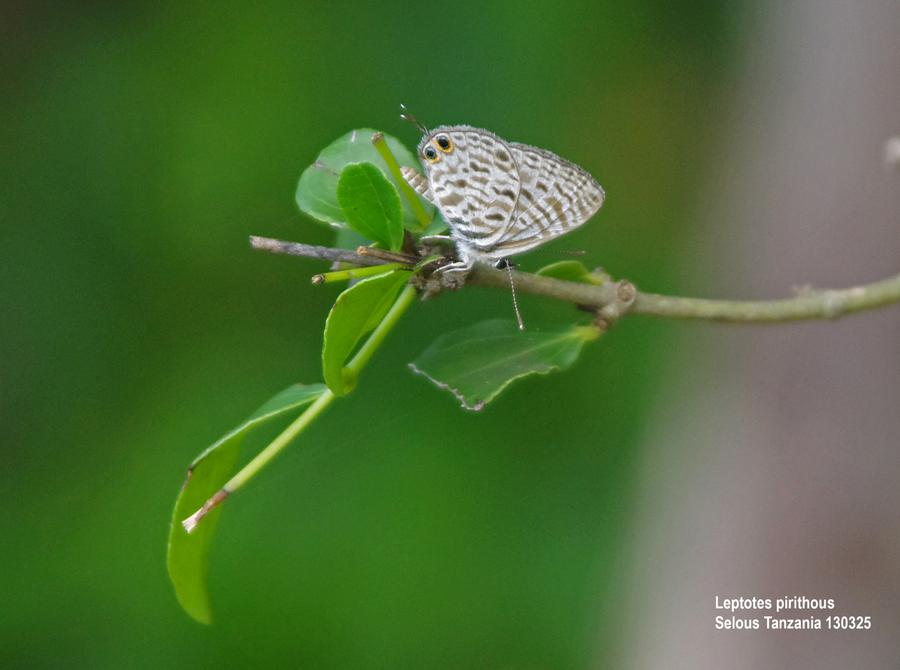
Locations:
416;126;466;175
398;107;467;174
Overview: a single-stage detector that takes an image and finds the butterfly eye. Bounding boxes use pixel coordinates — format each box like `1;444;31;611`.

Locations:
423;145;439;162
435;134;453;153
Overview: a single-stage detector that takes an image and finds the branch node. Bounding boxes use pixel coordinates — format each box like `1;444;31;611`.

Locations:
593;314;612;332
616;279;637;305
594;279;636;330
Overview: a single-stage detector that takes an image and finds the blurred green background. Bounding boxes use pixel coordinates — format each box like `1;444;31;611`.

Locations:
2;2;736;667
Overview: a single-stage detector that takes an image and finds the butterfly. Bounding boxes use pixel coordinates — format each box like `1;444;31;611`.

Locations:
399;107;605;281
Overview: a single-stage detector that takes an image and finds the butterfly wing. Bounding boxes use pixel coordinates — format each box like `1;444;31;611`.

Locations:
425;128;522;250
487;143;604;257
400;166;435;204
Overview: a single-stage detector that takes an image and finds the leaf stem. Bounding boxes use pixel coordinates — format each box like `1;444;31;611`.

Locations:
181;285;418;533
222;390;335;494
312;262;409;285
345;285;417;376
372;132;431;231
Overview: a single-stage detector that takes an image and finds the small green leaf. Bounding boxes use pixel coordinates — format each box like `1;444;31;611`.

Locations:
167;383;326;624
337;162;404;250
296;129;432;232
535;260;603;284
322;270;412;395
409;319;599;411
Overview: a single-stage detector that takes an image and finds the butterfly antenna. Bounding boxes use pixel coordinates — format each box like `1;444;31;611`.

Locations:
504;260;525;330
547;249;586;256
399;103;429;134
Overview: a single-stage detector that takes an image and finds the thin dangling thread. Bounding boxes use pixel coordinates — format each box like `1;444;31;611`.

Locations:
505;261;525;330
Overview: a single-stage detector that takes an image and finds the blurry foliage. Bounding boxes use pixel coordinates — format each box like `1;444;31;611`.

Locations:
2;1;735;667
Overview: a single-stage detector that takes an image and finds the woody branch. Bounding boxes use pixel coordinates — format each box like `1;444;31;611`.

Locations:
249;236;900;324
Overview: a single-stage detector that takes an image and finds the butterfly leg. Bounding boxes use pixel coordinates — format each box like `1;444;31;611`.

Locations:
434;246;475;289
436;259;473;276
435;262;472;289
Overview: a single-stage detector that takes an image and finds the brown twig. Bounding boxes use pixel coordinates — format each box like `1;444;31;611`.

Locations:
249;236;383;267
249;235;900;324
355;246;419;265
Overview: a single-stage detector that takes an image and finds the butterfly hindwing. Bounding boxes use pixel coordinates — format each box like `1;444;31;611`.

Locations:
493;143;605;256
400;166;435;204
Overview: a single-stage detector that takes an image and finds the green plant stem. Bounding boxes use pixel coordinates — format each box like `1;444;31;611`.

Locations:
221;390;335;496
472;267;900;322
372;132;431;230
181;285;418;533
345;285;417;374
251;237;900;323
250;236;900;325
312;262;409;285
630;276;900;321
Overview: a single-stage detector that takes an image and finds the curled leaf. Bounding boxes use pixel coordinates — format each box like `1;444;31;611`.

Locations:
409;319;599;411
322;270;412;395
167;383;326;624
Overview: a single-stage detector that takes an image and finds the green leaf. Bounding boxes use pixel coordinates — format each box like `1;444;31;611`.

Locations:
322;270;411;395
409;319;599;411
296;129;432;232
333;225;370;253
535;260;603;285
337;162;404;250
423;210;450;236
167;383;326;624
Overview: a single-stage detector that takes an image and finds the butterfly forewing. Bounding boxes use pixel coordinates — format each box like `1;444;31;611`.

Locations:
493;143;604;256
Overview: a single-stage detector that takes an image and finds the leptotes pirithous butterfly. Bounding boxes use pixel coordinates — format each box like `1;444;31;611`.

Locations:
400;108;605;280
